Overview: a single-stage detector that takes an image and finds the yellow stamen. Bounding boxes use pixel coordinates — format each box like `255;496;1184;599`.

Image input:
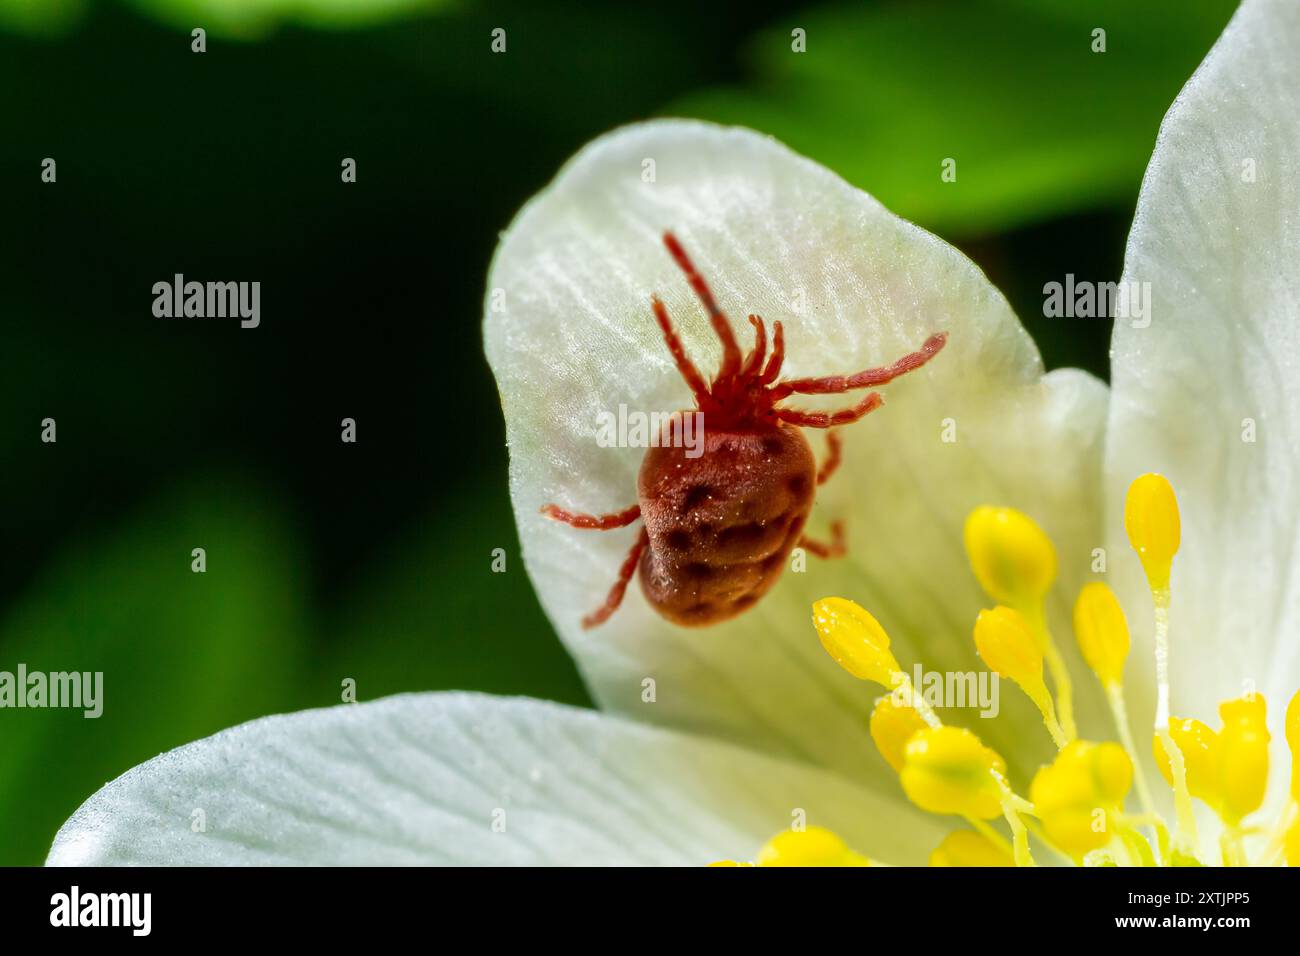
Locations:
964;505;1076;739
869;695;1017;857
753;826;871;867
1074;581;1158;821
899;726;1007;821
1034;613;1079;743
1216;695;1270;825
973;606;1040;686
929;829;1015;867
1125;472;1197;856
870;695;929;773
963;505;1057;605
1124;473;1180;594
811;598;901;687
1103;683;1159;826
1029;741;1133;860
1152;716;1212;857
974;606;1067;748
1154;717;1219;804
994;775;1037;867
1073;582;1129;689
799;473;1300;870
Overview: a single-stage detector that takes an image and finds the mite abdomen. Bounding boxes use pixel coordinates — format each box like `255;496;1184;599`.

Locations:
637;416;816;626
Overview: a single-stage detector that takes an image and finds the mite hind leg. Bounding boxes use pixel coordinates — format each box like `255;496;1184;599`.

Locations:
816;431;843;486
540;502;645;628
581;528;650;629
791;436;847;559
799;520;846;560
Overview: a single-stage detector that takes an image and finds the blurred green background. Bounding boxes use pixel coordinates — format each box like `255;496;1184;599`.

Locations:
0;0;1236;864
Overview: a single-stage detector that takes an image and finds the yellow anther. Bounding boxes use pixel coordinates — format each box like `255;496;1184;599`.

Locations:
1216;695;1270;824
974;606;1042;686
1029;741;1133;858
929;830;1015;867
964;506;1077;741
1154;717;1219;807
1130;473;1188;847
900;726;1007;821
812;598;901;687
1073;582;1130;688
1124;473;1180;592
870;695;929;773
707;860;750;867
1287;689;1300;801
973;606;1066;747
754;826;870;867
963;506;1057;605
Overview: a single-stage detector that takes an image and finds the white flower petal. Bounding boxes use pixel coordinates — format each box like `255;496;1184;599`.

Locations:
1105;0;1300;751
485;120;1109;781
46;692;945;866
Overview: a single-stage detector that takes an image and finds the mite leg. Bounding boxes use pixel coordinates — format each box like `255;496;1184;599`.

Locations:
651;297;711;407
799;521;846;559
740;314;767;377
582;527;650;629
775;392;882;429
541;503;641;529
772;332;946;398
816;431;843;486
760;320;785;384
662;232;743;381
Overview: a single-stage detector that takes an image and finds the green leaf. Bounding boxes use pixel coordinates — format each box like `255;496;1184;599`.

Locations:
667;0;1237;236
125;0;451;37
0;479;308;865
0;0;83;36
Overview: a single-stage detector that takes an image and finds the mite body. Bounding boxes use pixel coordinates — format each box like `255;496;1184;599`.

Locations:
542;232;947;629
636;417;816;626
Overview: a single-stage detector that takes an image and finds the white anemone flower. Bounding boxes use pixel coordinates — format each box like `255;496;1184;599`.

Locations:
48;0;1299;867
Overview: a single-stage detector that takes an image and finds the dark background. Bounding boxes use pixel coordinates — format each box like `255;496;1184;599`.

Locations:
0;0;1236;864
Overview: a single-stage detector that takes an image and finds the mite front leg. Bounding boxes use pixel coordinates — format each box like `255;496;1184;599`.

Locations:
582;527;650;629
651;297;712;408
775;392;882;428
760;320;785;384
662;232;743;381
799;521;846;559
771;332;946;398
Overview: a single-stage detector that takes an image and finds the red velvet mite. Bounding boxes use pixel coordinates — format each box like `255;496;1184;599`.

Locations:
542;232;947;630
